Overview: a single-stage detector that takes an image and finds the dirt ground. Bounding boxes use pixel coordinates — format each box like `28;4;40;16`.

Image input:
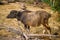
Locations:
0;2;60;40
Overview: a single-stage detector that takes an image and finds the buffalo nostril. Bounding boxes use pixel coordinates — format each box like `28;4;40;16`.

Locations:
7;15;10;18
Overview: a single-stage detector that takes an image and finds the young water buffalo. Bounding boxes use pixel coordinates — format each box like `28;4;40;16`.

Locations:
7;10;51;34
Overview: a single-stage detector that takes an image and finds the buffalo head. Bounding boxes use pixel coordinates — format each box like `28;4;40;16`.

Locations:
7;10;18;18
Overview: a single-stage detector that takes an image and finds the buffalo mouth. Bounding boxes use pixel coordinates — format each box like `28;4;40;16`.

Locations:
7;15;16;18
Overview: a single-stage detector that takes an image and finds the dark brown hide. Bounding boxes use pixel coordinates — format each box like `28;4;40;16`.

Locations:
7;10;51;34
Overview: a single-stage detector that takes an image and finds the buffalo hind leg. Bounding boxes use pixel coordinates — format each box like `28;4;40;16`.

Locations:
43;19;51;34
43;24;51;34
43;24;52;40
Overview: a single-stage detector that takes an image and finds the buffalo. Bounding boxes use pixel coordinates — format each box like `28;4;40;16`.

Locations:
7;10;51;34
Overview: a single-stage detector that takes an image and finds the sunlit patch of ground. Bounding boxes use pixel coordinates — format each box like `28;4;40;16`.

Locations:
0;2;60;40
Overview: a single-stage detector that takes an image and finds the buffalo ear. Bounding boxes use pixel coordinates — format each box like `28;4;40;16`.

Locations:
17;11;22;17
12;10;18;15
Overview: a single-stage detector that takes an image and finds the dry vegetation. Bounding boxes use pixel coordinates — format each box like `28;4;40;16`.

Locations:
0;2;60;40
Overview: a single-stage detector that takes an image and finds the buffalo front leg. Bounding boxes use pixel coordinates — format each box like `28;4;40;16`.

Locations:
24;25;30;33
18;21;29;40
